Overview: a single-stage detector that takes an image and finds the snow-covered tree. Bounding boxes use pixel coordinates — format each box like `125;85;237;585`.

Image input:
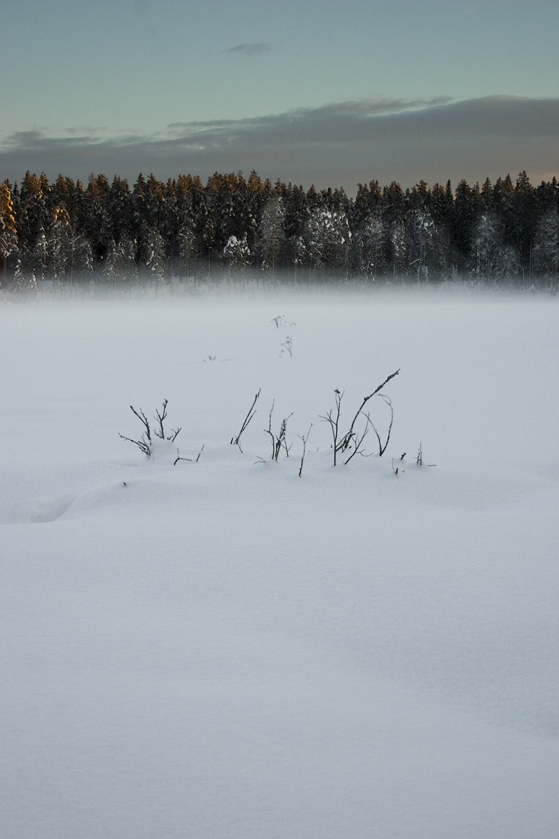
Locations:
48;207;71;283
223;234;250;273
142;225;166;283
177;220;197;277
359;215;384;276
32;226;49;282
304;207;351;276
67;231;93;283
103;235;137;283
259;196;285;274
533;208;559;279
0;182;18;284
405;207;436;279
469;212;501;280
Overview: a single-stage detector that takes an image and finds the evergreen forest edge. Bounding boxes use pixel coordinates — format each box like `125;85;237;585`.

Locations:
1;169;559;288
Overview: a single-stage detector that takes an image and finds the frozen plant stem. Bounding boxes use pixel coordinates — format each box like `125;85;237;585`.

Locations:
298;423;313;477
280;336;293;357
119;401;181;457
231;388;261;453
265;401;293;460
337;370;399;455
119;405;153;456
320;370;400;466
174;444;205;465
319;389;343;465
365;394;394;457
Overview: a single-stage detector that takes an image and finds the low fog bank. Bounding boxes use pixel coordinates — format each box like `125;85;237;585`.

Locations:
2;269;558;307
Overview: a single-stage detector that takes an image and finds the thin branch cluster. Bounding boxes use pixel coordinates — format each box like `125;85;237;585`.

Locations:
119;370;428;478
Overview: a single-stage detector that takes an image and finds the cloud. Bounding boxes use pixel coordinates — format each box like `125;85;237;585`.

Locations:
1;96;558;193
224;42;272;56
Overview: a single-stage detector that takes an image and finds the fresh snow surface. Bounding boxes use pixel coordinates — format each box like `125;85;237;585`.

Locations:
1;286;558;839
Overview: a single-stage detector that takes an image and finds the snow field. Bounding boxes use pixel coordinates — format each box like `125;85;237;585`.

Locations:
1;287;558;839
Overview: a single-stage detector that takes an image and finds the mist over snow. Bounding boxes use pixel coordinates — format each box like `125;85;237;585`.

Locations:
1;285;558;839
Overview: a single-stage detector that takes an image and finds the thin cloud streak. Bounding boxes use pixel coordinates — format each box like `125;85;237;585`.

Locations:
1;96;558;191
224;42;272;55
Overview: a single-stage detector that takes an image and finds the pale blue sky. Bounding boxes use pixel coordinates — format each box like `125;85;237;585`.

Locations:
1;0;558;189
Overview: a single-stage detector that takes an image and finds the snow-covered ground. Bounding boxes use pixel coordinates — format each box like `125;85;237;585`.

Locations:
1;285;558;839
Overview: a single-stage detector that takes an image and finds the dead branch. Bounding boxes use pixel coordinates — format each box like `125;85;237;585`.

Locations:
364;394;394;457
119;404;153;456
280;335;293;357
118;433;151;456
277;414;293;458
264;400;276;459
129;405;152;445
298;423;313;477
337;369;399;453
174;443;205;466
121;402;181;457
154;399;169;439
231;388;261;452
174;448;191;465
264;401;293;460
416;442;436;467
319;389;343;465
344;415;370;464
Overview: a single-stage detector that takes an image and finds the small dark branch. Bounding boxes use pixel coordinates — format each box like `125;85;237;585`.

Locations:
174;447;192;465
298;423;313;477
174;443;205;465
130;405;152;444
272;315;285;327
265;400;276;459
336;370;399;453
365;395;394;457
368;418;383;455
392;458;399;476
154;399;169;439
319;390;343;466
282;438;293;458
400;452;406;461
168;427;182;442
416;442;436;467
231;388;261;452
276;413;293;460
119;433;151;457
344;418;369;465
280;335;293;357
264;403;293;461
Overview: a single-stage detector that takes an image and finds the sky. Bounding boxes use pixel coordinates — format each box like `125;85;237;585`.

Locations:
1;0;558;192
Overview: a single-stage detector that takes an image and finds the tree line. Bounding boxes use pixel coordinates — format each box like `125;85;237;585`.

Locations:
1;169;559;287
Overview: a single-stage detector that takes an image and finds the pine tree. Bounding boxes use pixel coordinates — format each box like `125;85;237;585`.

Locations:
533;208;559;280
0;182;18;285
259;195;285;274
223;234;250;274
141;224;166;283
67;231;93;283
48;207;71;283
382;182;406;276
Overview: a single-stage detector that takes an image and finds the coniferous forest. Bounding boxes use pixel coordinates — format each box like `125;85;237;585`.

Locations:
1;169;559;288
